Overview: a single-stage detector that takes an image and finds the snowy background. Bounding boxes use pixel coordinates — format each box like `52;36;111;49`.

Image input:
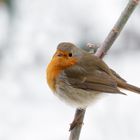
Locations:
0;0;140;140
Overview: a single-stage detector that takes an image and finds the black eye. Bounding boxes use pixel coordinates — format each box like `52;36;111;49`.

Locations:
68;53;72;57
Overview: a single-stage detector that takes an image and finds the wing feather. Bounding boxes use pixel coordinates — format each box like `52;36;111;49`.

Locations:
63;65;125;95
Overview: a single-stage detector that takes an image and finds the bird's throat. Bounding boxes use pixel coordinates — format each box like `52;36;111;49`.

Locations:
46;61;62;92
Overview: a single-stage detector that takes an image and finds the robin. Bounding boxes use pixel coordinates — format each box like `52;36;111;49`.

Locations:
46;42;140;108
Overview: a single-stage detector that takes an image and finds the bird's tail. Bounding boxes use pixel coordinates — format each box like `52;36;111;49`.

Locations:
110;69;140;94
117;80;140;94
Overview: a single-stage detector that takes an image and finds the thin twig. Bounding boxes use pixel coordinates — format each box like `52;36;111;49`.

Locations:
95;0;140;58
69;109;85;140
69;0;139;140
87;43;99;54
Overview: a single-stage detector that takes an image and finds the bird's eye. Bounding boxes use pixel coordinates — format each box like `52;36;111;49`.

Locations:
68;53;72;57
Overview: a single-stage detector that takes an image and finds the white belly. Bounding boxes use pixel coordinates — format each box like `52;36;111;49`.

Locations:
55;83;100;108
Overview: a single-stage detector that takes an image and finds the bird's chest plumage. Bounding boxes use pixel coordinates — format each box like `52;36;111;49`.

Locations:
47;62;61;92
55;73;100;108
46;55;77;92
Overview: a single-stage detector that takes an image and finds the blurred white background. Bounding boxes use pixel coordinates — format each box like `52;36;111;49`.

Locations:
0;0;140;140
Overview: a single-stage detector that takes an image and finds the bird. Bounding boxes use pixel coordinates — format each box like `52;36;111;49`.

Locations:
46;42;140;108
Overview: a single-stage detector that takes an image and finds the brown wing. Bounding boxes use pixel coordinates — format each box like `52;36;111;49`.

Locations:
63;65;126;95
110;68;126;82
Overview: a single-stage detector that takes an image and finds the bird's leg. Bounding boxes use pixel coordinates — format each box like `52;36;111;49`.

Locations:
69;109;85;131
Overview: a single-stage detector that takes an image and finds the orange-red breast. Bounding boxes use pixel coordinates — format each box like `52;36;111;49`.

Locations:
46;42;140;108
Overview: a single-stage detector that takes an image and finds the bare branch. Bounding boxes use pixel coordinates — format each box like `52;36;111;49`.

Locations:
69;109;85;140
95;0;140;58
86;43;99;54
69;0;139;140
